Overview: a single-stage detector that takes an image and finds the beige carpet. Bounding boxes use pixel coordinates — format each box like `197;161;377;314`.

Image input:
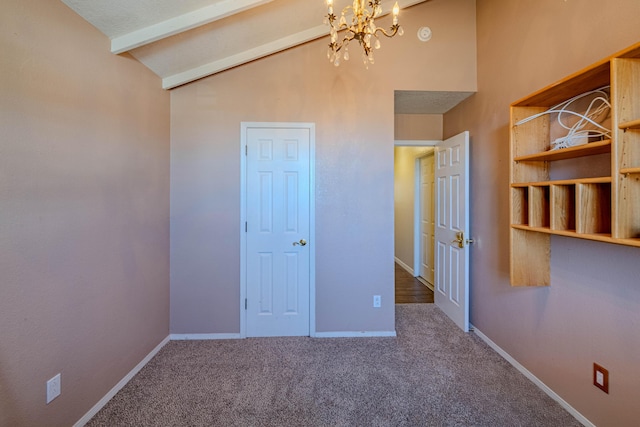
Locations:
87;304;580;426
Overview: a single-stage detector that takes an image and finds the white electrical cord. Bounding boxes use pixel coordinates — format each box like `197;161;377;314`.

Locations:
514;86;611;150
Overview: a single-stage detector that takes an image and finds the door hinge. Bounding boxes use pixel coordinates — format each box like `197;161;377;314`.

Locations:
245;222;247;232
245;298;247;310
245;145;248;156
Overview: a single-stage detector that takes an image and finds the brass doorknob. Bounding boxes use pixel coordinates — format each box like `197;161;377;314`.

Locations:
451;231;473;248
293;239;307;246
451;231;464;248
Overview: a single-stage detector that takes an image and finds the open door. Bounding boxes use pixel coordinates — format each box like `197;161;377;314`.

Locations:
434;131;471;332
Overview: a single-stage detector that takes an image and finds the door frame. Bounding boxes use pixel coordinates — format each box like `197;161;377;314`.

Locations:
240;122;316;338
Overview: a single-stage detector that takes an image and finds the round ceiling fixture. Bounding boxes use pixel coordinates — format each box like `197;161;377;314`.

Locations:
417;26;432;42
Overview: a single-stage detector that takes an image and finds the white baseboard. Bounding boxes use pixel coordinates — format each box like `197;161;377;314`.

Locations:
73;336;170;427
416;276;434;292
170;333;242;340
314;330;397;338
471;325;594;427
394;257;414;275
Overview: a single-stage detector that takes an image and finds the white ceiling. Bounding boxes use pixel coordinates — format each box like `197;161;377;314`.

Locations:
61;0;472;113
395;91;475;114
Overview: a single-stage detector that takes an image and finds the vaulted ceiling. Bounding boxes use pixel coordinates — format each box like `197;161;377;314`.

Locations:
61;0;474;114
61;0;430;89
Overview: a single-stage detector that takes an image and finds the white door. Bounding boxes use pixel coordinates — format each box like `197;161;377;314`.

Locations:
434;131;470;332
244;124;312;337
419;154;435;286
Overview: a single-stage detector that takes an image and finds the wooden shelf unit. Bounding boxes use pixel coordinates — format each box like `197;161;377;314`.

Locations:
510;42;640;286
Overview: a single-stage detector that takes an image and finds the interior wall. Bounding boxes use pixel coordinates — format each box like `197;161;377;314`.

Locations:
395;114;443;140
394;146;433;270
0;1;170;425
170;0;477;334
444;0;640;425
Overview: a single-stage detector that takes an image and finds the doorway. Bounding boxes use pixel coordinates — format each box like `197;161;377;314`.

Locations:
394;132;473;332
394;144;436;302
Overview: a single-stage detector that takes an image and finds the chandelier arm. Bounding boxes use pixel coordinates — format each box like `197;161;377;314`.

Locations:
333;32;356;53
373;25;400;39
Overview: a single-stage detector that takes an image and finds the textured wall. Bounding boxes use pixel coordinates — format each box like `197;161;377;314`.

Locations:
395;114;443;140
444;0;640;425
170;0;477;334
0;1;170;425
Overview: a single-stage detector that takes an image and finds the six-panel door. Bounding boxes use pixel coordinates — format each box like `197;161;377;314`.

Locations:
246;127;311;337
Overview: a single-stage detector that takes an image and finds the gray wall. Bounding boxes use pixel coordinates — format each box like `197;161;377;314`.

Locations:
444;0;640;424
0;1;170;425
170;0;478;334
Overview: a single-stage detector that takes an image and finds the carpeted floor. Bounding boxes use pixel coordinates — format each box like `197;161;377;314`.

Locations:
87;304;581;426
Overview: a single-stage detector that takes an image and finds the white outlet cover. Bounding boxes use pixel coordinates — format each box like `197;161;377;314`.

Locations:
596;371;604;386
47;373;61;404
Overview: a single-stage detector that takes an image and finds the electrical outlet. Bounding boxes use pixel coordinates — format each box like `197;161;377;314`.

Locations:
593;363;609;394
373;295;381;308
46;373;61;404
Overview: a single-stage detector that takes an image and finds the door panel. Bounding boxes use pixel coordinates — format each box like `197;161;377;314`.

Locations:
246;126;311;337
259;253;274;314
451;174;461;229
434;131;470;332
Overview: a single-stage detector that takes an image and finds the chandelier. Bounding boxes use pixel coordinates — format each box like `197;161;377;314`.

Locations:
324;0;404;67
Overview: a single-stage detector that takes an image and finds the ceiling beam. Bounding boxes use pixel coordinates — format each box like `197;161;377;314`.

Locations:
162;0;428;89
163;24;328;89
111;0;274;54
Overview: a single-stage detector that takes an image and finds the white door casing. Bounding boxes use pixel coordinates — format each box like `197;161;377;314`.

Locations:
241;123;315;337
434;131;470;332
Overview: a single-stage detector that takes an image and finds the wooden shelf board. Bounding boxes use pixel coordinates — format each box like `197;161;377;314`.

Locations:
512;41;640;108
620;167;640;175
617;238;640;248
512;62;611;107
511;225;640;247
514;140;611;162
511;177;612;187
618;118;640;130
616;41;640;59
